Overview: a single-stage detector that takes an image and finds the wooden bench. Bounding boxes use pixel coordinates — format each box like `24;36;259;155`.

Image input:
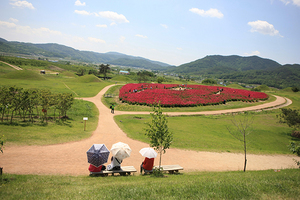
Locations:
90;166;137;177
154;164;183;174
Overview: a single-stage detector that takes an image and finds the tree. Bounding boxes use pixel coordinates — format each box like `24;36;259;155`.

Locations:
39;89;52;123
277;108;300;130
77;68;86;76
56;93;74;120
157;77;164;84
145;104;173;174
202;79;217;84
0;134;4;154
0;86;10;122
291;87;299;92
99;64;110;79
227;113;254;172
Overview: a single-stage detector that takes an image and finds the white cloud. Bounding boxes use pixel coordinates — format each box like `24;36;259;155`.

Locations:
160;24;168;29
33;27;62;36
0;21;17;28
136;34;148;39
88;37;106;43
177;47;183;50
74;10;91;15
244;51;260;56
0;20;61;37
248;20;283;37
10;1;35;9
75;0;86;6
98;11;129;23
280;0;300;6
189;8;224;18
9;18;19;23
110;22;117;26
120;36;125;43
96;24;107;28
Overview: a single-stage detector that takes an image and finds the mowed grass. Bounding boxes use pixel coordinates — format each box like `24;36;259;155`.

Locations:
115;111;298;154
1;169;299;199
0;69;112;97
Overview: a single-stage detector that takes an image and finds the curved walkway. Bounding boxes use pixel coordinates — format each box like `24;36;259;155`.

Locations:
0;85;297;175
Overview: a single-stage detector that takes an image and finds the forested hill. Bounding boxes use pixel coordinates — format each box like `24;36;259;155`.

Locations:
219;64;300;89
165;55;300;89
0;37;172;70
166;55;282;75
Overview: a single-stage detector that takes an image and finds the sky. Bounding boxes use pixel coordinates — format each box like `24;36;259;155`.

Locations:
0;0;300;66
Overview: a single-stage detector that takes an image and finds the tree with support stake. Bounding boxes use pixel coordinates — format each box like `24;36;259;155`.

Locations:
145;104;173;176
227;112;254;172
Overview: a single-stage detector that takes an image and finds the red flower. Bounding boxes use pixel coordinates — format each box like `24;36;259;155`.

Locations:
119;83;268;107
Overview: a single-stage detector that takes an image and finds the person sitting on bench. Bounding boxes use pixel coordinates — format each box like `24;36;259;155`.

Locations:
107;156;123;170
140;157;154;174
88;164;106;172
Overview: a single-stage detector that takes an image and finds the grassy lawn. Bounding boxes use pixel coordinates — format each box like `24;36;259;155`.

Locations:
115;111;299;154
0;68;112;97
1;169;299;199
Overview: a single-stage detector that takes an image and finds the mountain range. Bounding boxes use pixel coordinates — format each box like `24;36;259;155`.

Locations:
0;37;172;70
0;37;299;89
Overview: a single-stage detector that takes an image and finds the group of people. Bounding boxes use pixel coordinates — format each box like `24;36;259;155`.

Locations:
88;156;155;174
88;156;123;173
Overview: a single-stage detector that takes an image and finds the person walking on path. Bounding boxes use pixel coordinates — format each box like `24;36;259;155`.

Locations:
111;104;115;114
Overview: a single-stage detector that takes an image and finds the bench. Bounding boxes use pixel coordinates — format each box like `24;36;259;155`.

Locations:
104;93;114;98
154;164;183;174
90;166;137;177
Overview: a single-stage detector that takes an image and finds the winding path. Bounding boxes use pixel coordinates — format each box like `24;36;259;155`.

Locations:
0;85;298;175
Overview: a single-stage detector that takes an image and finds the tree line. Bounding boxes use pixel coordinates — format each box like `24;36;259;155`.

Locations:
0;86;74;124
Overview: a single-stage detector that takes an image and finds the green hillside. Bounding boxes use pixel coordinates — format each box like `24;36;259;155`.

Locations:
219;64;300;88
167;55;281;75
0;37;172;70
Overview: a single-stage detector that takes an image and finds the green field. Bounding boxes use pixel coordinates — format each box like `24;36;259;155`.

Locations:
1;169;299;199
115;111;298;154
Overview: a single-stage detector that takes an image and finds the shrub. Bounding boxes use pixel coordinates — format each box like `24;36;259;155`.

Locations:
292;87;299;92
292;131;300;139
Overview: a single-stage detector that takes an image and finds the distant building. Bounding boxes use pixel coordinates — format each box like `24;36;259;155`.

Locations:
119;70;130;75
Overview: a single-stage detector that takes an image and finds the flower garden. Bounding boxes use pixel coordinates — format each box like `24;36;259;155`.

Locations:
119;83;269;107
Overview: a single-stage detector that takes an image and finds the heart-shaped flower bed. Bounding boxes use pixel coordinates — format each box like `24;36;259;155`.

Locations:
119;83;268;107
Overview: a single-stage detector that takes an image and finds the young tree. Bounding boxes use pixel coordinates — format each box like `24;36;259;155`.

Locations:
39;89;52;123
56;93;74;120
145;104;173;173
0;86;10;122
227;113;254;172
0;134;4;154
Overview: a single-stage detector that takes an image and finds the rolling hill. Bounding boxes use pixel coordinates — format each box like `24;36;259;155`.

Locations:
0;37;173;70
166;55;282;75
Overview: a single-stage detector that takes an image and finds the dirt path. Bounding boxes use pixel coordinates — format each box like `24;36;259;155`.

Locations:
0;85;298;175
0;61;23;70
